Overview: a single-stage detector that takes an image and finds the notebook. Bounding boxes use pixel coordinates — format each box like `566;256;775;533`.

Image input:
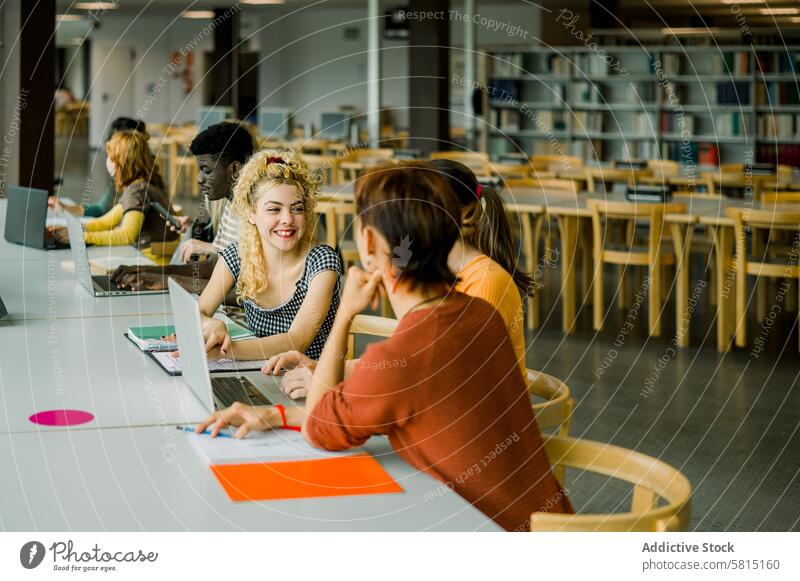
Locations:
148;350;268;376
126;322;253;352
187;429;403;502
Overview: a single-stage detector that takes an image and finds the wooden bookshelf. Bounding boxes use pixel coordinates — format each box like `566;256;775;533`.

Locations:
483;46;800;167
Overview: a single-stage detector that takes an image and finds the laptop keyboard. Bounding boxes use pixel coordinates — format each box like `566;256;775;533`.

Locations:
93;275;118;292
212;376;272;409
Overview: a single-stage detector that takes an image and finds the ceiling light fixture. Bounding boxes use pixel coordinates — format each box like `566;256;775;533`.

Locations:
760;8;800;15
181;10;216;19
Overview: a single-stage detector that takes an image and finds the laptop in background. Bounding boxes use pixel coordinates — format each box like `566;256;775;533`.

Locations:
4;185;69;249
64;211;166;297
168;277;273;414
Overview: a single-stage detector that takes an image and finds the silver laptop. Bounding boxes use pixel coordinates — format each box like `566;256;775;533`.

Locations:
64;211;166;297
167;277;272;414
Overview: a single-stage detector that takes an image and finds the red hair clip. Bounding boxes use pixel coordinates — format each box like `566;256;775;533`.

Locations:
476;184;484;199
265;156;285;165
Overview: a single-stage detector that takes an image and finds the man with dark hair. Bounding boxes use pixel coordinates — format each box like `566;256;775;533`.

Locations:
82;117;149;217
110;122;255;292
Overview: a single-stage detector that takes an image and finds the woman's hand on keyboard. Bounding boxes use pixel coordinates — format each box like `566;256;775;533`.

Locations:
202;317;231;356
261;350;316;376
196;402;279;439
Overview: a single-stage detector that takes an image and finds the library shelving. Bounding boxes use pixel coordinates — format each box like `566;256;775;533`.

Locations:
483;46;800;168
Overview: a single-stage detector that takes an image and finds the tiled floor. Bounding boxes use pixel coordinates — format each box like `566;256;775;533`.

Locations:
57;136;800;532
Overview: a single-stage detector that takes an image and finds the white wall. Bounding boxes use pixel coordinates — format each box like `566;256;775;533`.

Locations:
87;14;214;146
256;1;542;133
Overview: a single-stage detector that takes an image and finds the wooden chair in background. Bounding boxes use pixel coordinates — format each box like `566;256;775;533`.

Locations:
314;198;360;269
429;151;492;176
530;436;692;532
588;200;687;337
303;154;339;186
531;155;582;173
726;206;800;351
336;148;394;184
761;192;800;204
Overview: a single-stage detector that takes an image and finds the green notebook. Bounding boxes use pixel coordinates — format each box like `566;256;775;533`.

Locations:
126;322;253;351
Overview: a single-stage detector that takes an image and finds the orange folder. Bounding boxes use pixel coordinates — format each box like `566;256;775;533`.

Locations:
210;453;404;502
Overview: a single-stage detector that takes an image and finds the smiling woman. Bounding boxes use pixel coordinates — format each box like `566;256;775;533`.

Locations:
195;149;343;361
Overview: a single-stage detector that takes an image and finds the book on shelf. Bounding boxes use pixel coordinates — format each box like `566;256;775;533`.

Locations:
487;79;521;103
660;112;694;134
571;139;603;163
720;52;750;75
627;81;655;103
491;52;523;77
621;140;656;160
757;113;800;139
663;141;703;166
575;53;610;77
715;112;748;137
489;108;522;132
661;53;681;76
548;54;569;76
716;81;750;105
631;112;656;134
660;82;686;106
575;81;606;105
757;144;800;168
756;52;799;74
572;111;603;133
698;143;719;166
756;82;800;106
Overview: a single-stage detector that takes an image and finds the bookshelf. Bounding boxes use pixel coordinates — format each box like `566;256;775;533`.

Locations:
483;46;800;168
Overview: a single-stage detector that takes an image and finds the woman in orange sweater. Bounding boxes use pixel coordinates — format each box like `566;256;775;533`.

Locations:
197;163;571;532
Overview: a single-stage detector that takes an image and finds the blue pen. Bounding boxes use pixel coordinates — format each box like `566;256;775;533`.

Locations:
176;425;233;438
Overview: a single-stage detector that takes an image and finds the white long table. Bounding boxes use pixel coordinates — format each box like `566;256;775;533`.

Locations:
0;427;499;531
0;198;501;531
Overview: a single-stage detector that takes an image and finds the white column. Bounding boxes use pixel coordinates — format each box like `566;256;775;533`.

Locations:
463;0;476;149
367;0;380;147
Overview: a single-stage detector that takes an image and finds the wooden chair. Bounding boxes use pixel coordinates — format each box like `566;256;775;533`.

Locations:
303;154;339;186
588;200;687;337
337;148;394;184
726;206;800;351
346;314;398;358
490;162;533;181
528;370;573;483
296;139;330;155
429;151;492;176
504;177;578;194
313;199;360;269
530;436;692;532
761;192;800;204
531;155;582;173
647;159;680;178
168;136;199;199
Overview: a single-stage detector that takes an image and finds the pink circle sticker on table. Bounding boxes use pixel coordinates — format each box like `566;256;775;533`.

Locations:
29;410;95;427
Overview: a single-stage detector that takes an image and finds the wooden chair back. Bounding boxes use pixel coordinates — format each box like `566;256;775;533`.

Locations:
505;177;578;194
346;315;398;359
530;436;692;531
761;191;800;205
429;151;492;176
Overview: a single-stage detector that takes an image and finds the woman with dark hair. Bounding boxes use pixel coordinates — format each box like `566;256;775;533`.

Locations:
197;162;571;532
429;158;532;376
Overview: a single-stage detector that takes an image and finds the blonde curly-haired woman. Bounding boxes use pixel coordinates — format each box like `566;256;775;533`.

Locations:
195;149;343;361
